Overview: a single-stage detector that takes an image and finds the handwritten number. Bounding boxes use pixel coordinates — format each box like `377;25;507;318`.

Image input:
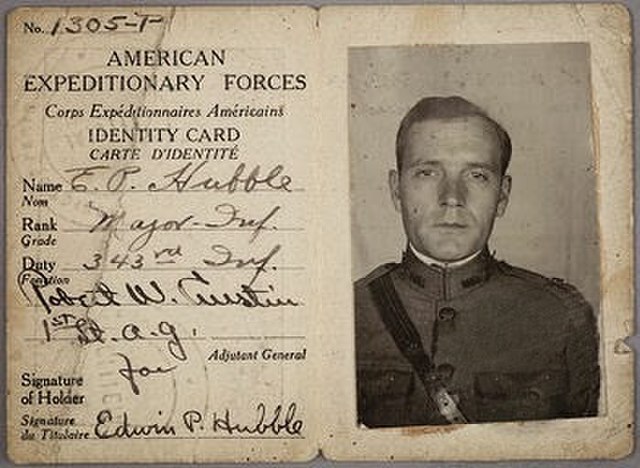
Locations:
102;16;121;31
82;252;145;270
130;254;144;269
110;254;128;269
42;319;51;342
50;14;162;36
66;16;82;34
82;253;102;270
50;18;61;36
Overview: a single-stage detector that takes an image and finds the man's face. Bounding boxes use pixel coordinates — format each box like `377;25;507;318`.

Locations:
390;116;511;262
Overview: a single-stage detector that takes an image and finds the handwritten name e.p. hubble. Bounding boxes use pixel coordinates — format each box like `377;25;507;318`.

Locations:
93;402;303;439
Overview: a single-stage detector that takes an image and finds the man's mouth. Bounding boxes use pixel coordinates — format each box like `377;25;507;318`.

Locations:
434;222;467;229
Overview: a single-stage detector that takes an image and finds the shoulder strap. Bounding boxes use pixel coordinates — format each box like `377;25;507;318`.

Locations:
369;273;468;424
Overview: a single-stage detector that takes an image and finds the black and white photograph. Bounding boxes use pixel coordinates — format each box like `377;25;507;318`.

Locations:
351;44;601;428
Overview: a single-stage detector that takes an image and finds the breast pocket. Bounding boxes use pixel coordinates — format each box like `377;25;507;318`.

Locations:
473;370;569;422
357;365;416;427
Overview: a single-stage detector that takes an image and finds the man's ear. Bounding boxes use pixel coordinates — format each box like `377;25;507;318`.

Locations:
389;169;402;212
496;174;512;217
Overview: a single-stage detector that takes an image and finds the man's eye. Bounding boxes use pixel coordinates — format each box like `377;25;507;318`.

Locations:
416;168;437;177
469;170;489;182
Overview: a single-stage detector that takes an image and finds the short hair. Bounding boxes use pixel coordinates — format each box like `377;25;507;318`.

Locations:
395;96;512;175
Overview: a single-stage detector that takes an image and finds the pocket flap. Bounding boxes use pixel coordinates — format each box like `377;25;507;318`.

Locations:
359;367;415;397
474;370;568;400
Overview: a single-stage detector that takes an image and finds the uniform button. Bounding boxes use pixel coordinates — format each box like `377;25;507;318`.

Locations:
436;363;455;381
526;387;542;401
437;307;456;321
426;373;439;383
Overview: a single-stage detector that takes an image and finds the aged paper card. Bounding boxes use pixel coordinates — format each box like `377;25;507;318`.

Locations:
5;3;634;464
319;3;633;461
7;6;319;463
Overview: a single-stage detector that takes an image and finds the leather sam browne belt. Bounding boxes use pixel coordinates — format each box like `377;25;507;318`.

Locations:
369;273;468;424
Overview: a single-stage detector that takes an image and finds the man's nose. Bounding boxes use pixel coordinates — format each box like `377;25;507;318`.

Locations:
439;176;466;207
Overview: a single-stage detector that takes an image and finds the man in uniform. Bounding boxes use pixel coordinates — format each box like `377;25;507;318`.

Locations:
355;96;600;427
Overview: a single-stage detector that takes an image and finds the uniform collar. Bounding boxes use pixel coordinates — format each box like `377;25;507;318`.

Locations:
409;243;483;269
401;245;494;299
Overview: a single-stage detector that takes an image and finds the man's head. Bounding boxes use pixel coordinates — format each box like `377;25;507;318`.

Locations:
390;96;512;262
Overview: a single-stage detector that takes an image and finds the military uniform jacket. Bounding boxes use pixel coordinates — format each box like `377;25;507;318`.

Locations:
355;248;600;427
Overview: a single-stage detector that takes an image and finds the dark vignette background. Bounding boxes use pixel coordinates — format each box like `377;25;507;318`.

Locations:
0;1;637;467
